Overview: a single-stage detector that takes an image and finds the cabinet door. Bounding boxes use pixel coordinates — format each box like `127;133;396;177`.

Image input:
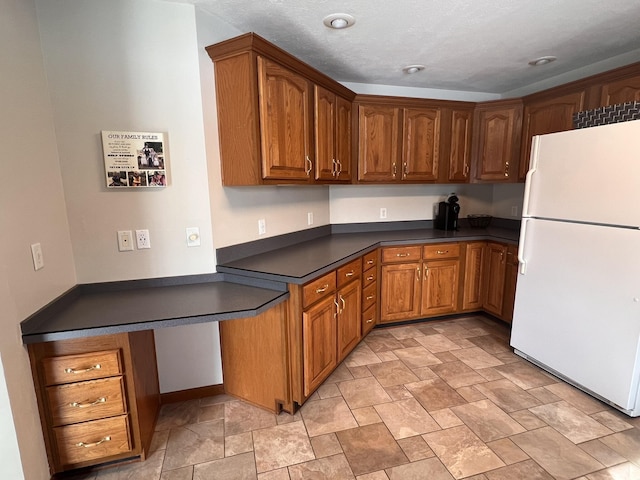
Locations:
357;104;400;182
474;105;521;182
483;243;507;317
302;295;337;396
402;108;440;181
519;91;585;180
314;85;337;180
501;244;519;323
447;109;472;182
600;74;640;106
380;263;421;322
258;57;313;181
337;280;362;361
420;260;460;316
462;242;485;311
335;95;352;181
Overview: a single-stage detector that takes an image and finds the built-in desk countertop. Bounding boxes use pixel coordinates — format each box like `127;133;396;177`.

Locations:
21;221;519;344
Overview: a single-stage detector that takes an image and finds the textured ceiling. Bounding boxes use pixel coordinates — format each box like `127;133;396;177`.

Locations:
181;0;640;95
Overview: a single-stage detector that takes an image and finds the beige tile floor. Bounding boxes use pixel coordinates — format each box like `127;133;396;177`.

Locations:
68;315;640;480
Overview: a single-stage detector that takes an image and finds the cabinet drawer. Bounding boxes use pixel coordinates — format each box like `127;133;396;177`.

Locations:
362;282;377;312
423;243;461;260
381;246;422;263
47;377;126;427
363;266;377;287
362;304;377;336
337;258;362;287
362;250;378;270
303;271;336;309
54;415;132;467
43;350;122;386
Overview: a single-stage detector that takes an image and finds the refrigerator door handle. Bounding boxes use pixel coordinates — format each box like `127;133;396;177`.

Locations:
522;136;540;218
518;218;531;275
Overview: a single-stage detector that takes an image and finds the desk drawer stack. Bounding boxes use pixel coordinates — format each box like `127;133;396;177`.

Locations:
28;331;159;475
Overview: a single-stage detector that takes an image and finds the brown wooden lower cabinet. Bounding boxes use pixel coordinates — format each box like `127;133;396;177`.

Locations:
28;331;159;475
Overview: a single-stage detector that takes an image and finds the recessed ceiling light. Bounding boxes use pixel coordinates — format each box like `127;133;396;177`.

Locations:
402;65;425;74
323;13;355;30
528;56;557;67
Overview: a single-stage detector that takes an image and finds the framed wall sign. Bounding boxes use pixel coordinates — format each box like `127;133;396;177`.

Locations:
101;131;168;188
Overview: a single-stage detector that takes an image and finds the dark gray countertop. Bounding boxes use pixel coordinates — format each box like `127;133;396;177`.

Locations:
21;274;288;344
21;222;519;344
217;226;519;284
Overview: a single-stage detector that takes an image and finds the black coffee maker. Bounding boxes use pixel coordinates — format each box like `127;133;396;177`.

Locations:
435;194;460;231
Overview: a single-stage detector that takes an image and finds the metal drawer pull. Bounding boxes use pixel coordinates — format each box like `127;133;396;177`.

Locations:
366;295;375;300
334;299;340;317
366;318;374;324
367;259;374;265
396;253;410;257
436;250;449;254
336;159;342;176
315;284;329;293
305;156;312;176
345;271;355;277
65;364;101;374
76;436;111;448
367;275;374;281
340;295;346;310
70;397;106;409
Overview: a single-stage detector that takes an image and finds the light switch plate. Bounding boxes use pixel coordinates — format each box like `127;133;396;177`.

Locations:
31;243;44;270
186;227;201;247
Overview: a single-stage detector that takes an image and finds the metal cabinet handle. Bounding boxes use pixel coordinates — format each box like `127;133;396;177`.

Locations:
336;159;342;176
315;284;329;293
504;161;510;177
340;295;346;310
332;159;338;177
365;318;374;324
76;436;111;448
305;156;312;176
334;299;340;318
392;163;397;177
416;267;421;281
436;250;449;255
64;364;101;374
464;163;469;177
367;259;374;265
70;397;107;409
366;295;375;300
396;253;410;257
403;161;408;178
367;275;374;281
345;271;355;277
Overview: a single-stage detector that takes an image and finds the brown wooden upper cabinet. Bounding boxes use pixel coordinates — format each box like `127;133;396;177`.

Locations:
356;98;474;184
206;33;355;186
518;90;586;180
314;86;352;182
598;72;640;106
357;104;401;182
471;99;523;183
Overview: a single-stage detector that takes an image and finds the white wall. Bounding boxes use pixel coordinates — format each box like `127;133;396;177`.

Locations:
34;0;221;393
0;0;77;477
492;184;525;219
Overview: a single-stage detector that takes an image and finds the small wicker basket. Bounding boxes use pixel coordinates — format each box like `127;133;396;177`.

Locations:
467;214;493;228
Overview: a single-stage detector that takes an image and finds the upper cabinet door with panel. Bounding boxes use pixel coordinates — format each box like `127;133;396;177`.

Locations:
314;86;352;182
446;108;473;183
402;107;441;182
472;100;523;183
599;74;640;106
519;90;585;180
357;104;400;182
258;57;314;181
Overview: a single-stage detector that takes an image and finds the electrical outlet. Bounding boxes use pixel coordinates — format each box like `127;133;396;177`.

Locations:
307;212;313;226
117;230;134;251
380;207;387;219
258;219;266;235
31;243;44;270
186;227;201;247
136;229;151;249
511;205;518;217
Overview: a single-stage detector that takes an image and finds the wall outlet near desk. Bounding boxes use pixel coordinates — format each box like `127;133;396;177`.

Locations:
117;230;134;251
307;212;313;226
136;229;151;249
380;207;387;219
258;219;266;235
31;243;44;270
511;205;518;217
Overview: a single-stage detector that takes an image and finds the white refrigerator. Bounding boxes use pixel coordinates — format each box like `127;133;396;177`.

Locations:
510;119;640;416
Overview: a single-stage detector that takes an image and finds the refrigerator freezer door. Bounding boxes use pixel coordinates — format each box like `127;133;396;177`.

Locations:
523;119;640;228
512;218;640;413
